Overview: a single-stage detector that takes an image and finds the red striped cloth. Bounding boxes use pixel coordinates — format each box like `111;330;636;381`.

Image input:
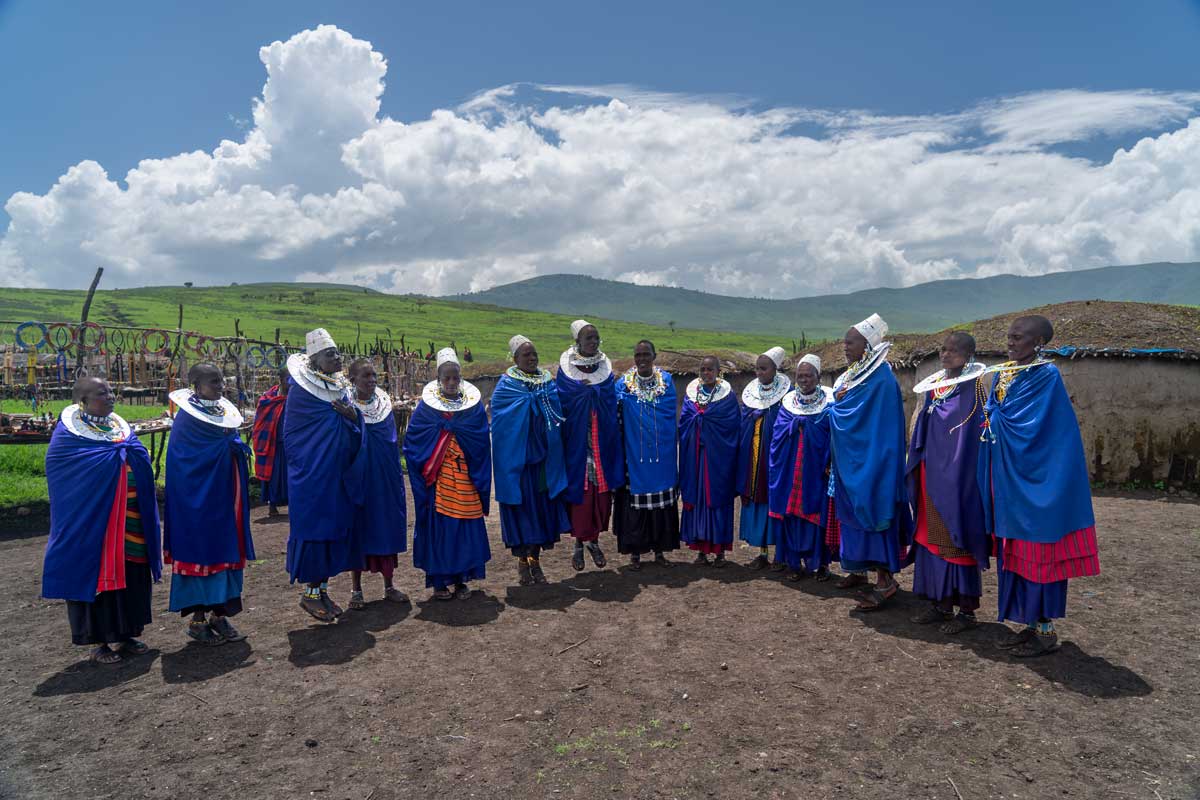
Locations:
252;385;286;481
824;497;840;551
587;409;609;493
784;428;821;523
95;467;129;593
999;527;1100;584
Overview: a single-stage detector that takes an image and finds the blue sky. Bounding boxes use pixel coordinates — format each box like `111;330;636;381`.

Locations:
2;1;1199;295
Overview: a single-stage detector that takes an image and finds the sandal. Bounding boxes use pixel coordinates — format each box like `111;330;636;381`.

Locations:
321;592;345;618
910;606;952;625
628;557;642;572
712;554;729;569
432;588;454;601
997;628;1035;649
769;561;787;573
187;620;226;645
454;583;472;601
786;569;808;582
586;542;607;568
89;645;122;666
853;581;899;612
572;546;585;572
836;573;869;590
114;638;149;656
210;616;246;642
939;613;978;635
299;595;336;623
384;587;410;604
1012;631;1060;658
518;559;534;586
348;590;366;610
815;567;831;582
529;560;548;585
748;554;769;571
654;554;672;568
693;553;710;566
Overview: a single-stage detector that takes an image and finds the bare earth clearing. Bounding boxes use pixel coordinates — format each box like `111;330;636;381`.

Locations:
1;493;1196;800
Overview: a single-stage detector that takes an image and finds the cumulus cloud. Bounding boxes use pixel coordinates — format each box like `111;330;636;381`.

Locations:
3;24;1200;297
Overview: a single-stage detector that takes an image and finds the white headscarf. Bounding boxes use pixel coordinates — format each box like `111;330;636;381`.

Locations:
508;335;532;358
570;319;592;339
762;346;786;369
853;314;888;348
305;327;336;356
799;353;822;373
436;347;459;368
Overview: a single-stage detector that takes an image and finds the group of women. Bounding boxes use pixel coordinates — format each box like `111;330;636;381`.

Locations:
41;312;1099;664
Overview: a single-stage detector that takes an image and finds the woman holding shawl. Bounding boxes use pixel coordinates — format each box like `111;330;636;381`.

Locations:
738;347;791;570
556;320;625;572
285;328;362;623
829;314;913;611
613;340;680;569
43;377;162;665
492;335;569;586
979;315;1099;657
252;364;289;516
768;355;834;581
905;332;989;634
404;349;492;601
164;364;254;644
679;355;739;566
345;358;409;609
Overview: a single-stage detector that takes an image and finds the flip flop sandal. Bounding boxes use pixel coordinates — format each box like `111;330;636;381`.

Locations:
853;582;899;613
628;558;642;571
530;562;549;585
712;555;729;568
115;638;149;655
693;554;710;566
587;542;607;568
299;596;336;623
384;587;411;604
454;584;473;601
321;592;345;618
786;570;808;582
210;617;246;642
836;573;869;590
432;588;454;601
89;645;122;666
939;614;979;635
997;628;1035;649
572;548;585;572
1012;632;1060;658
769;561;787;572
518;560;533;586
348;590;366;610
188;621;226;645
654;555;672;568
815;567;831;582
910;606;952;625
748;555;769;571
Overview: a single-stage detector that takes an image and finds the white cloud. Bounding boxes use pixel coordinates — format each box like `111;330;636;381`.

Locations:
3;25;1200;298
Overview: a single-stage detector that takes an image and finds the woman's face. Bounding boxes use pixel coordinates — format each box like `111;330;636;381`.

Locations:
352;364;377;399
1007;321;1041;364
438;363;462;396
634;342;656;376
576;326;601;357
940;336;971;375
755;355;777;385
796;363;819;395
194;369;225;401
312;347;343;375
843;328;867;364
699;357;719;387
83;380;116;417
515;342;539;373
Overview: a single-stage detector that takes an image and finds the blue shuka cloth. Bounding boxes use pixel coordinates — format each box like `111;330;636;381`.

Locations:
42;422;162;602
737;398;784;548
678;390;739;547
977;364;1095;544
906;377;990;567
263;442;288;506
767;400;832;522
284;379;361;582
616;369;678;494
403;399;492;585
492;373;569;550
163;410;255;568
350;408;408;558
556;365;625;502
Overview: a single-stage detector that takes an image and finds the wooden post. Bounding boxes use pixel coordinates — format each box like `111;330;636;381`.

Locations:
75;267;103;375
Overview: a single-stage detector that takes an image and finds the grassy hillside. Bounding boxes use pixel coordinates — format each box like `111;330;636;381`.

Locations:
0;283;784;363
452;262;1200;339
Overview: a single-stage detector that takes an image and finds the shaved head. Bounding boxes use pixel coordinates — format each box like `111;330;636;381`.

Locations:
188;362;222;385
72;376;104;403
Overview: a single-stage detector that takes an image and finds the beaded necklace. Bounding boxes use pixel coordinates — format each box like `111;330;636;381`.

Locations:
694;381;719;407
568;346;607;368
436;387;465;411
748;374;789;407
505;366;565;428
623;367;666;404
188;394;226;418
352;389;386;418
795;387;827;411
79;410;117;436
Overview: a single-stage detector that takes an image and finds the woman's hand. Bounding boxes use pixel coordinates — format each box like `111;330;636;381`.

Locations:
331;399;357;421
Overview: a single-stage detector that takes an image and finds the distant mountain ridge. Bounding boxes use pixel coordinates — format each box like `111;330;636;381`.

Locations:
452;262;1200;339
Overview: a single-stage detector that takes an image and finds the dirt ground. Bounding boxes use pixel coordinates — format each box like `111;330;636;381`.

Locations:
1;492;1197;800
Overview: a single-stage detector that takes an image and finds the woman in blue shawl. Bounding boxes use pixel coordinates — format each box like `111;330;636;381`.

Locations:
492;335;569;586
738;347;792;570
979;315;1099;658
829;314;914;612
613;340;680;568
43;377;161;665
768;355;834;581
403;349;492;601
556;319;625;572
345;358;409;610
164;364;254;645
679;356;739;566
905;333;989;635
284;328;363;623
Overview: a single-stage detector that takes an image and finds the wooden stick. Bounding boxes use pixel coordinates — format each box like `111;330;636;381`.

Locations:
555;637;590;656
788;683;816;695
74;267;103;375
947;777;964;800
570;684;589;692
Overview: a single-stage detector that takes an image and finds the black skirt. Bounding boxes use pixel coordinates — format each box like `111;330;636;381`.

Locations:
66;561;153;645
613;489;681;555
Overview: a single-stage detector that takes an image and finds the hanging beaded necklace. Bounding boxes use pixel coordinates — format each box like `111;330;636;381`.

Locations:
188;394;226;418
694;381;719;407
79;410;119;439
568;345;607;368
748;374;788;406
623;367;666;404
352;389;386;418
794;387;827;412
506;366;565;428
436;387;466;411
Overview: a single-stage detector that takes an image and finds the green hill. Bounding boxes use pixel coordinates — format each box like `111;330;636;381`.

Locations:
0;283;782;363
452;262;1200;339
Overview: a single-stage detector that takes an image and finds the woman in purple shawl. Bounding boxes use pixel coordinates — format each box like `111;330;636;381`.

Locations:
43;377;162;665
679;356;739;566
905;332;989;635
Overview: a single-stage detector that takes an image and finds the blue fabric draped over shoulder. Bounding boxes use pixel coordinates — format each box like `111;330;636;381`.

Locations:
555;366;625;502
977;363;1094;543
42;423;162;602
284;379;360;544
491;373;568;505
616;370;678;494
678;391;739;509
350;409;408;556
403;400;492;523
735;402;783;498
828;363;909;531
164;410;255;566
768;403;831;520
